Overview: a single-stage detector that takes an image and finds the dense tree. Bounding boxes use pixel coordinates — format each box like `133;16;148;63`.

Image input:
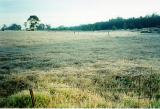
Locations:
37;24;51;30
37;23;45;30
1;24;21;31
6;24;21;30
27;15;40;31
64;14;160;31
57;25;67;30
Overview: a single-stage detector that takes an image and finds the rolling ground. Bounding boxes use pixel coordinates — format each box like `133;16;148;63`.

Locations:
0;30;160;107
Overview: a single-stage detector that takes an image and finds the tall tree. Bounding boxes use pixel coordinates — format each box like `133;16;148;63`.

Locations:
27;15;40;31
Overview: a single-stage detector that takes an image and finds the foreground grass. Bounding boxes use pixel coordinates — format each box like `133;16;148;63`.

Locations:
0;30;160;107
1;69;159;108
0;88;107;108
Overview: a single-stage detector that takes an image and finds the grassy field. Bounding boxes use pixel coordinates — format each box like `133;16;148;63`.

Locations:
0;30;160;108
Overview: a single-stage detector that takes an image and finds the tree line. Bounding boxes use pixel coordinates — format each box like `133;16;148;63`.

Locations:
67;14;160;31
1;24;21;31
1;14;160;31
1;23;51;31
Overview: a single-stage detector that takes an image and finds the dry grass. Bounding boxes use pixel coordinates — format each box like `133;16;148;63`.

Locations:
0;30;160;107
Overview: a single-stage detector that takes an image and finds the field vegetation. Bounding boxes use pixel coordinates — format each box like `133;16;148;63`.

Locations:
0;30;160;107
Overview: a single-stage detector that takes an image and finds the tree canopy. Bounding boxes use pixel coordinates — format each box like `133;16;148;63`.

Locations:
27;15;40;31
27;15;40;21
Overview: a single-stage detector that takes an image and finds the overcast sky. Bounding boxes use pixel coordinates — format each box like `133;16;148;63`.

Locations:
0;0;160;27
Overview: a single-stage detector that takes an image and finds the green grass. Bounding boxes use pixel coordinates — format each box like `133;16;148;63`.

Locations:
0;88;107;108
0;30;160;107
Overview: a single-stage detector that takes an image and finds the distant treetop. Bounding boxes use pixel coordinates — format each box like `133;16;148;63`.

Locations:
27;15;40;21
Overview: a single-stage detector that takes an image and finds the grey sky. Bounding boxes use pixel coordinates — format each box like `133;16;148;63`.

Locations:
0;0;160;27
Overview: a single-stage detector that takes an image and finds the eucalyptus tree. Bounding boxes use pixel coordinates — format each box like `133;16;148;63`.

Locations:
27;15;40;31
